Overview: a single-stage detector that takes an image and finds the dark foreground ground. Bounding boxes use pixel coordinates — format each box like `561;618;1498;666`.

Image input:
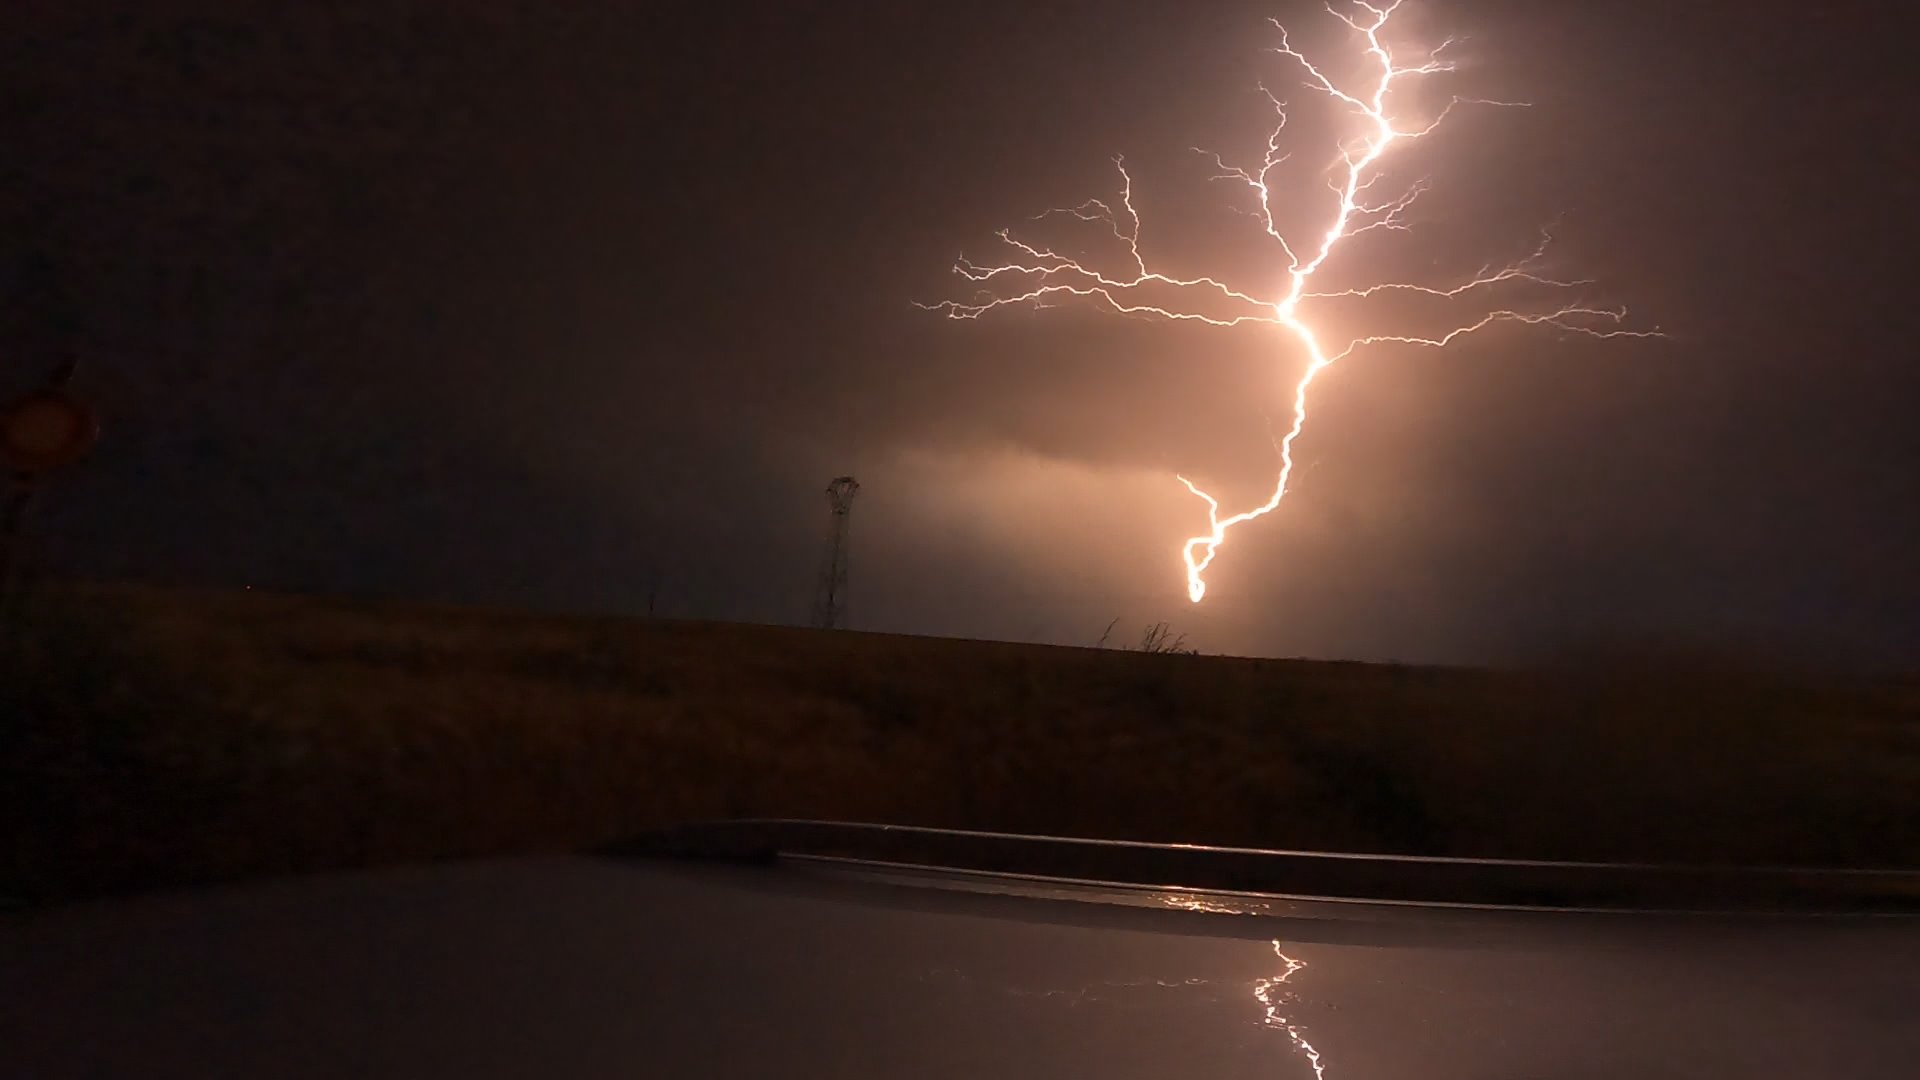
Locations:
4;583;1917;904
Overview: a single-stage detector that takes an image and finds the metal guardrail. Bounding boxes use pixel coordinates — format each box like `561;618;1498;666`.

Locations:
607;819;1920;914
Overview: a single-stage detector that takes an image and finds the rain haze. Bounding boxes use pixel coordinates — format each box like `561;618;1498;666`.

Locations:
6;0;1915;668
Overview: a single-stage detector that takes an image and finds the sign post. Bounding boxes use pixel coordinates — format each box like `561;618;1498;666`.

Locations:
1;359;98;612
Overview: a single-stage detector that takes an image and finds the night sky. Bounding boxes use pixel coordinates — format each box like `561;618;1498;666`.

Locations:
5;1;1915;667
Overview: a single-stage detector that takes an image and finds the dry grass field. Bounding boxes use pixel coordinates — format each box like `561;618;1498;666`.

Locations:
5;582;1917;905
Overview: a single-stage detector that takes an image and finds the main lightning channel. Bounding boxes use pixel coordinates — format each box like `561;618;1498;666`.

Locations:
1255;943;1328;1080
922;0;1658;603
1182;3;1446;601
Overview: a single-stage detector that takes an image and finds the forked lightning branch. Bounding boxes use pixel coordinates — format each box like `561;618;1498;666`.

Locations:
923;0;1658;602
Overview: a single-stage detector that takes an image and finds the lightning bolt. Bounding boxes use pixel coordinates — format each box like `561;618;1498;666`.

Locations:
1254;943;1330;1080
922;1;1659;603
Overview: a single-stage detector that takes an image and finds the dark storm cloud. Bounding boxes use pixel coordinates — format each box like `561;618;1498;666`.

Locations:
5;1;1915;666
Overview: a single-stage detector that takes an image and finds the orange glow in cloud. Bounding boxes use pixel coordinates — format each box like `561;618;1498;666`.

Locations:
924;1;1658;602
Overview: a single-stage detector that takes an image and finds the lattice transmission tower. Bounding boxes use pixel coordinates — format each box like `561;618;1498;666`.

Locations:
810;476;859;629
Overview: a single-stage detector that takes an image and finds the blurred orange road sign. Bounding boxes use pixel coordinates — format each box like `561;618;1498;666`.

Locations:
1;389;98;474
